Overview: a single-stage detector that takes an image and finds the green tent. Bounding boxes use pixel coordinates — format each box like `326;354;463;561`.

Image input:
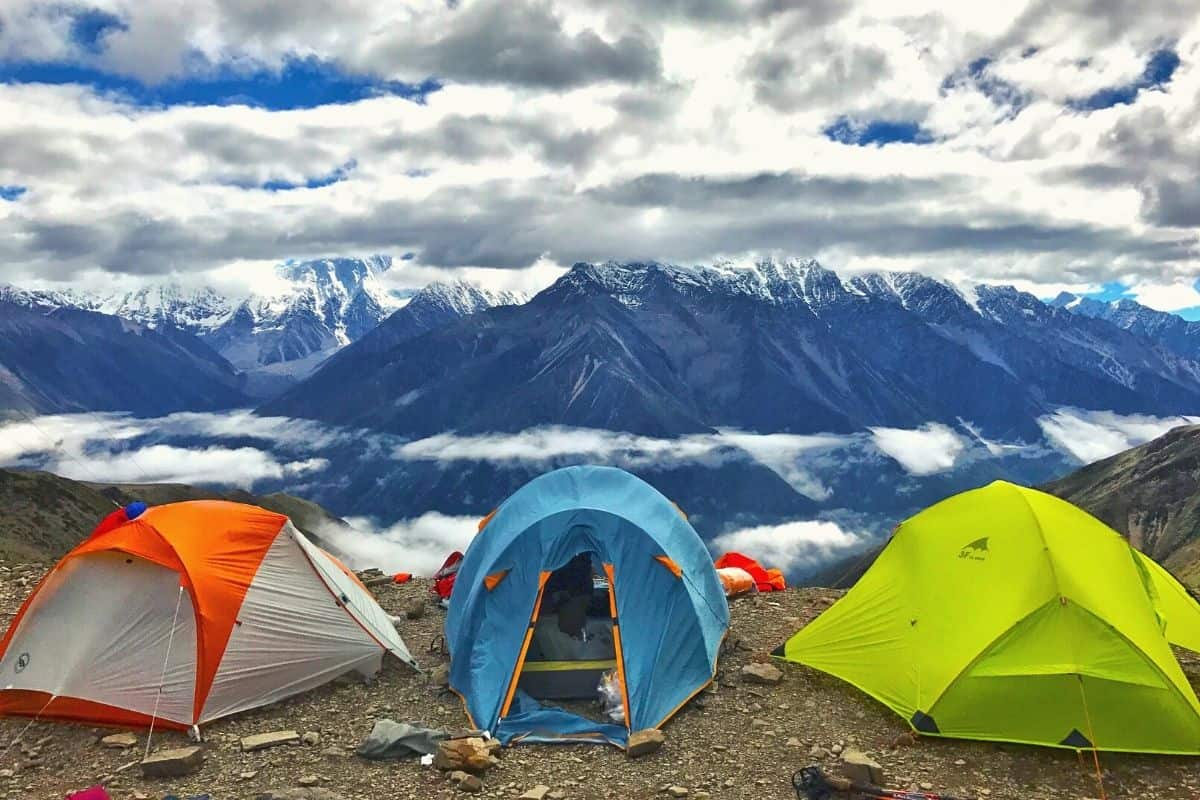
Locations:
776;480;1200;754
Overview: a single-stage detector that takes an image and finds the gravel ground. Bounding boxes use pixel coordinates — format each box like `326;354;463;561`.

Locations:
2;560;1200;800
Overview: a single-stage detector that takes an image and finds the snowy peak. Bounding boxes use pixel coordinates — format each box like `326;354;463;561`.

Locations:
409;279;527;317
1054;291;1200;361
100;284;232;332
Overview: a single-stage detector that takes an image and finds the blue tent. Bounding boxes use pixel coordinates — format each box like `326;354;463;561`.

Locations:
445;465;729;747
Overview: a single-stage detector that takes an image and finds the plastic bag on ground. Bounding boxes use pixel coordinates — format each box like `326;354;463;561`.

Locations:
716;566;756;597
598;669;625;724
356;719;451;759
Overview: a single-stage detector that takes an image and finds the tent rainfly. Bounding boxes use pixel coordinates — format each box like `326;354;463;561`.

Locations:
0;500;417;731
776;480;1200;754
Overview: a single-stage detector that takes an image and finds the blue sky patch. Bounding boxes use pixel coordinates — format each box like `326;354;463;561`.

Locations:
68;8;127;55
0;185;27;201
823;117;933;146
1070;48;1180;111
941;57;1028;118
0;56;441;111
259;159;357;192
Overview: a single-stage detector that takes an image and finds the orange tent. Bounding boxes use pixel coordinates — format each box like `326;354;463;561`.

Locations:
0;501;417;731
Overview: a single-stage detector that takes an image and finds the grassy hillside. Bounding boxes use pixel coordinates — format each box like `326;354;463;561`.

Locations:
0;467;352;561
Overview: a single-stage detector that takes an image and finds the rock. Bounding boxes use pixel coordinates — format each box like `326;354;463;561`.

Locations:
740;663;783;685
298;775;321;786
626;728;665;758
405;599;426;620
519;787;551;800
458;775;484;793
301;731;321;746
809;745;831;759
667;788;689;798
100;732;137;749
547;791;566;800
786;737;803;747
242;730;301;752
240;771;259;780
255;791;347;800
434;737;494;774
431;664;451;686
140;746;205;778
841;748;885;786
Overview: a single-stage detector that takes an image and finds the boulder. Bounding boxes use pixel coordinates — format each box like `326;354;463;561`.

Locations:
301;731;321;746
667;788;689;798
433;737;495;774
405;600;426;620
626;728;665;758
841;748;885;785
100;732;137;749
242;730;301;752
740;663;783;685
519;786;551;800
140;746;204;778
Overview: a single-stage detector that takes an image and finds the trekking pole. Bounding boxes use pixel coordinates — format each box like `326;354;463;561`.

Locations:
793;766;976;800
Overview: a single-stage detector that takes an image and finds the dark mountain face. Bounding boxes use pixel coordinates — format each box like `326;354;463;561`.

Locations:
0;302;247;416
264;260;1200;440
1053;292;1200;362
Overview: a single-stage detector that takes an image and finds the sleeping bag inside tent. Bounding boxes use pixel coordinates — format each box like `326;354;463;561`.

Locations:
0;500;418;730
775;480;1200;754
445;465;729;747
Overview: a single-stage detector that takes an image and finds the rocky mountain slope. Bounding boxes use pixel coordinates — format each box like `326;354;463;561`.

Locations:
264;259;1200;440
1053;291;1200;362
0;467;352;560
1043;423;1200;585
0;301;247;416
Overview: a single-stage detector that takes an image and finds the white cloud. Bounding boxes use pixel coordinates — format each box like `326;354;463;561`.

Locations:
869;423;967;475
1037;407;1200;463
48;444;318;487
710;518;866;574
0;4;1198;293
1131;280;1200;313
327;513;480;575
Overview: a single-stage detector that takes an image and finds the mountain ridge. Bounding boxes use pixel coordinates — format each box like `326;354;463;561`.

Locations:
263;259;1200;440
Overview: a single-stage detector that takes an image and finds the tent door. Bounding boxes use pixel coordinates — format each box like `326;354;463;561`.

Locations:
500;555;628;723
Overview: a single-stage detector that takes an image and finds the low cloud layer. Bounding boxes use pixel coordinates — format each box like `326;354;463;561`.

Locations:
711;519;866;576
321;513;480;576
869;424;968;476
1036;408;1200;463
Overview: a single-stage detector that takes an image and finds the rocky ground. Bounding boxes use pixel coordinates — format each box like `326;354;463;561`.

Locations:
2;560;1200;800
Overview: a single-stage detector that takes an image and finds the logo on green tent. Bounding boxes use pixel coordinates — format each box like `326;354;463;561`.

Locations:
958;537;988;561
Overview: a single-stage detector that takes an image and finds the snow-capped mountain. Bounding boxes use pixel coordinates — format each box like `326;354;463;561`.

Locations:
1052;292;1200;362
264;259;1200;440
2;257;414;397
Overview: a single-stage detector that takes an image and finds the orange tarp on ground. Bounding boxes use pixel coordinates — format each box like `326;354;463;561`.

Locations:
714;552;786;592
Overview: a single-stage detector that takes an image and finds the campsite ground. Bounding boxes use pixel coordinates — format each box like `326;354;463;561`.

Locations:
1;561;1198;800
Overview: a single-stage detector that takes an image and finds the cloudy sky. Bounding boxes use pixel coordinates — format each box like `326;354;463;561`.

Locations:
0;0;1197;314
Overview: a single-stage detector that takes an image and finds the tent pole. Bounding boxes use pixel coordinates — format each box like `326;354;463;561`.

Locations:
144;584;185;761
